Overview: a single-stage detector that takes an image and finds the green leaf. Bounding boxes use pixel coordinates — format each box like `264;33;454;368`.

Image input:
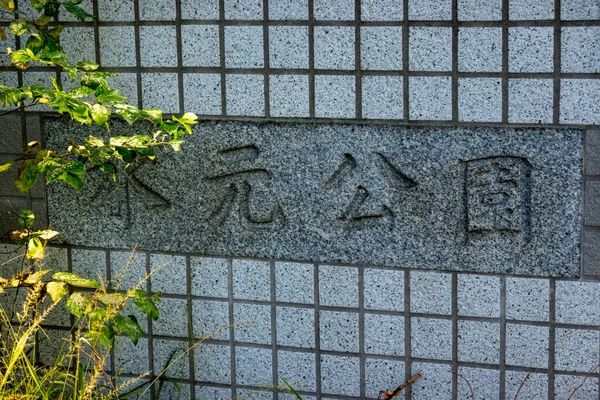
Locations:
95;292;127;307
25;34;43;55
46;281;68;303
8;20;28;36
52;272;99;289
111;315;145;345
114;104;140;125
87;307;107;327
18;209;35;229
90;103;110;127
62;3;94;21
169;139;184;152
0;1;15;11
141;108;163;124
128;289;160;320
97;324;114;349
0;160;13;173
15;159;40;193
66;292;91;318
96;89;126;104
115;147;135;164
75;61;99;71
0;27;6;41
30;0;45;11
26;238;44;260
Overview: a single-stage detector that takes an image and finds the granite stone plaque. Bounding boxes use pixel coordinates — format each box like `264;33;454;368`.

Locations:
45;119;582;276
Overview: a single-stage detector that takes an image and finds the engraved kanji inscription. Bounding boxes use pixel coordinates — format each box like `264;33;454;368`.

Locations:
81;160;170;229
461;156;532;244
205;145;285;231
324;153;417;230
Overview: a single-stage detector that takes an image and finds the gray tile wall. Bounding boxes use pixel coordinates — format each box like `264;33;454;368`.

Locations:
1;0;600;399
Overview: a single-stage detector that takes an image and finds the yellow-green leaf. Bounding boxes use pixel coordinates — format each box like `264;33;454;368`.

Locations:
52;272;99;289
26;237;44;260
24;269;49;284
0;160;13;173
95;292;127;307
37;229;59;240
46;281;68;303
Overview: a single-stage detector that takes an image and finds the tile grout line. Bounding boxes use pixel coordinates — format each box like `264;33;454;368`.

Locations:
106;250;116;379
451;0;459;122
186;255;197;400
314;263;322;399
358;266;366;399
501;0;509;123
270;260;279;399
263;0;271;118
552;0;561;125
228;258;237;398
308;0;315;118
354;0;362;120
219;0;227;116
548;278;556;400
403;270;412;398
451;272;459;399
499;275;507;400
133;0;143;110
92;0;101;65
402;0;410;121
145;252;156;399
175;0;185;115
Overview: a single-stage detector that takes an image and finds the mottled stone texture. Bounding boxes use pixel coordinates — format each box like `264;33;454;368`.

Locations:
45;119;582;276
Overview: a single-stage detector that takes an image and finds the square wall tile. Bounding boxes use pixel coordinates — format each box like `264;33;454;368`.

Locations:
410;271;452;314
182;25;220;67
139;0;176;20
60;27;95;63
510;0;554;20
409;27;452;71
153;338;189;379
584;230;600;277
411;362;452;400
114;337;149;375
560;79;600;124
141;73;180;114
99;27;136;67
505;371;548;400
225;26;264;68
364;268;404;311
458;0;501;20
275;261;314;304
195;344;231;384
98;0;134;21
277;307;315;348
196;387;232;399
586;130;600;176
314;0;354;20
458;321;500;364
181;0;219;19
190;257;228;298
183;73;222;116
411;317;453;360
109;73;139;106
269;0;308;20
505;324;549;368
319;265;358;307
555;328;600;372
554;374;599;399
562;0;600;20
365;359;405;399
562;27;600;73
508;79;554;124
408;0;451;20
458;27;502;72
362;0;403;20
315;75;355;118
364;313;404;356
457;274;500;318
278;351;316;392
234;303;271;344
150;254;186;295
110;251;146;290
225;0;262;19
139;26;177;67
361;27;402;70
362;76;404;119
506;277;549;321
270;74;310;117
409;76;452;120
314;26;355;70
236;347;272;385
226;74;265;117
192;300;230;340
0;115;22;153
320;355;360;396
232;259;270;300
269;26;309;69
458;78;502;122
154;297;189;338
556;281;600;325
72;248;107;283
319;311;359;352
509;27;554;72
457;367;499;400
